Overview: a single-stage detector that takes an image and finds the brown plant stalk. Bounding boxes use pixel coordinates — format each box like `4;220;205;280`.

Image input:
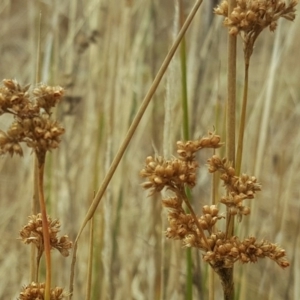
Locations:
0;79;68;299
37;153;52;300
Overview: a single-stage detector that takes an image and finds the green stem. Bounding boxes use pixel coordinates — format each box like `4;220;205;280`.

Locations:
179;0;189;141
178;0;192;298
37;152;51;300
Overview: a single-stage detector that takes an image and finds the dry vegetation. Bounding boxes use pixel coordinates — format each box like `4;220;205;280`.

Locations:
0;0;299;299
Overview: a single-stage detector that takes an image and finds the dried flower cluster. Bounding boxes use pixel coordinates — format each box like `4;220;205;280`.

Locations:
215;0;297;34
0;79;64;159
140;131;223;196
19;282;66;300
140;132;289;272
20;214;72;257
207;155;261;218
163;200;224;249
214;0;298;60
202;235;289;269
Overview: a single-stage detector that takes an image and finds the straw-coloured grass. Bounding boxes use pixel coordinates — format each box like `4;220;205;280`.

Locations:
0;0;299;299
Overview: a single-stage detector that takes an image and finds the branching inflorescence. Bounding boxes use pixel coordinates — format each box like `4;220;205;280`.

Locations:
0;79;65;162
20;213;73;258
19;282;66;300
140;132;289;276
214;0;298;62
0;79;70;299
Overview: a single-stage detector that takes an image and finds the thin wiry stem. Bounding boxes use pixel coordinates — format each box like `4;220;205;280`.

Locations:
179;0;190;141
178;0;192;298
37;153;51;300
85;216;94;300
236;61;250;175
209;150;217;300
68;1;204;297
31;159;39;282
181;192;210;250
31;9;42;284
224;0;237;298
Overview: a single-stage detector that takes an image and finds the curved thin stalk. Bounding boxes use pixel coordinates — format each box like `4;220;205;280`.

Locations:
85;216;94;300
68;1;204;297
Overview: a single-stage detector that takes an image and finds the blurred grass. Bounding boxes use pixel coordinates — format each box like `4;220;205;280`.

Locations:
0;0;299;299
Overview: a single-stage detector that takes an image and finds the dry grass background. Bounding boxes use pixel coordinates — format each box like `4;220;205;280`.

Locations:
0;0;299;299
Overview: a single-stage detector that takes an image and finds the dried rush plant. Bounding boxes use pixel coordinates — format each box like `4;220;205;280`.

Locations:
139;0;297;298
214;0;298;174
140;131;289;298
0;79;72;300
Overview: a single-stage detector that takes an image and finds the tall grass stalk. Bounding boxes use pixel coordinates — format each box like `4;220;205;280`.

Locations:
68;1;204;297
239;26;282;298
224;0;237;298
178;1;193;299
37;157;51;300
235;61;249;176
85;214;94;300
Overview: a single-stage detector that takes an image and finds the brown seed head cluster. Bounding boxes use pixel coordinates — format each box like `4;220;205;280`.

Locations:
214;0;298;60
19;282;66;300
20;214;72;257
176;131;223;161
140;132;222;195
215;0;297;34
207;155;261;218
141;133;289;271
0;79;64;157
140;155;198;195
163;198;224;250
203;235;289;269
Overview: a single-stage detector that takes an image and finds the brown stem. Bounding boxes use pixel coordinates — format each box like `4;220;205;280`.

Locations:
226;0;236;242
236;62;249;175
31;157;39;282
209;150;217;300
37;151;51;300
85;215;94;300
214;267;234;300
